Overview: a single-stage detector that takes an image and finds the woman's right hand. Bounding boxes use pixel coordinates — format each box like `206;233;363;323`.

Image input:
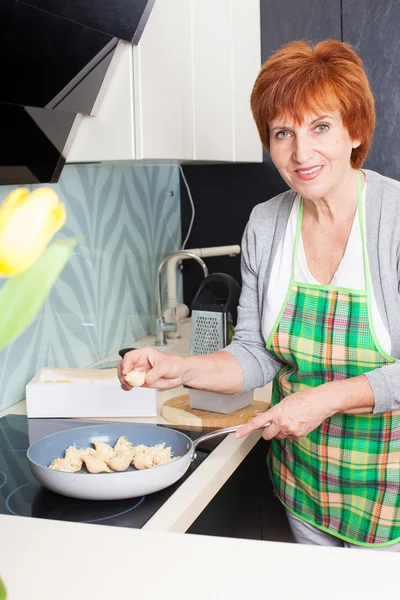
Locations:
117;347;187;391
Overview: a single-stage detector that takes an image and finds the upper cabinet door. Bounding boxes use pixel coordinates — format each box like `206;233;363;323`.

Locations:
192;0;261;162
133;0;194;160
231;0;262;162
192;0;234;161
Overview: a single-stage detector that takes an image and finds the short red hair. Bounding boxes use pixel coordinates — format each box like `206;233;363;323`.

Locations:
251;40;375;169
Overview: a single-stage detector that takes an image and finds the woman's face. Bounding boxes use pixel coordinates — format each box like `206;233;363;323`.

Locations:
268;109;360;200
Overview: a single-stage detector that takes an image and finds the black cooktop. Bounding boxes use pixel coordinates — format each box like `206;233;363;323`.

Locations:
0;415;225;529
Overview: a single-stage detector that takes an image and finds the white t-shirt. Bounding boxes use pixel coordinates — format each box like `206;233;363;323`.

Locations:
262;183;391;354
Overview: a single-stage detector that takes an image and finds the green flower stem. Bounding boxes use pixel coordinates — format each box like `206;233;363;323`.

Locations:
0;576;6;600
0;237;77;351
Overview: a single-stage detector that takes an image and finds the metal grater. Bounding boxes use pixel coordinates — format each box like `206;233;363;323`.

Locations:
189;273;241;356
189;310;225;355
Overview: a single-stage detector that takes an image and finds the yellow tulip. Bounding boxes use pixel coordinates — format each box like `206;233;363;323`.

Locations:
0;187;66;277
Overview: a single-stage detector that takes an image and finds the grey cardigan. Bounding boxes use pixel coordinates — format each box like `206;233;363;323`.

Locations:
224;169;400;414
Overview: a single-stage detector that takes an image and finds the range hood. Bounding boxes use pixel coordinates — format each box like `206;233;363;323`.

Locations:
0;0;156;185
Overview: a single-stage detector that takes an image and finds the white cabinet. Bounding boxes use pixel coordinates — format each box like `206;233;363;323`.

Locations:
133;0;194;161
192;0;233;161
67;0;262;164
231;0;264;162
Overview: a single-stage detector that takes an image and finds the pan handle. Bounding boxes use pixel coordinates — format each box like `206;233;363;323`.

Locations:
191;422;270;460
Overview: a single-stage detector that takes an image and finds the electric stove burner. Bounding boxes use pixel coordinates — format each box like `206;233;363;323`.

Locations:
6;481;145;523
0;414;226;529
0;418;70;452
0;418;29;452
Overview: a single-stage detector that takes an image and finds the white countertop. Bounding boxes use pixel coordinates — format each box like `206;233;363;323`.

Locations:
0;513;397;600
0;327;268;533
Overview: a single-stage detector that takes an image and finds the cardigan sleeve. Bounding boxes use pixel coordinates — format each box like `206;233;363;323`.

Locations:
223;217;283;392
366;182;400;415
367;249;400;414
365;364;400;414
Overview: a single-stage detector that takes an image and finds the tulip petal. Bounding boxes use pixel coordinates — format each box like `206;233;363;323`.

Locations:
43;202;66;238
25;187;60;210
0;188;29;231
0;238;77;350
0;189;65;277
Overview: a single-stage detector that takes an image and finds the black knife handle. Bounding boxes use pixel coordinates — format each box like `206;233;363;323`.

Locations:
118;348;136;359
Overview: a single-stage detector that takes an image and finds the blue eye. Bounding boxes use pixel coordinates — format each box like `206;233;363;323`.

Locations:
276;131;292;139
315;124;329;133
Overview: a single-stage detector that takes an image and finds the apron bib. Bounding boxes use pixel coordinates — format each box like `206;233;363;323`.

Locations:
267;173;400;547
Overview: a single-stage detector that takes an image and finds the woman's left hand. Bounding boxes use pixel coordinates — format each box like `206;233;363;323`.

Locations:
235;387;337;441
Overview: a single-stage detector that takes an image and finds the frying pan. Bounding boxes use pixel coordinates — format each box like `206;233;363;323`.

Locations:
27;422;247;501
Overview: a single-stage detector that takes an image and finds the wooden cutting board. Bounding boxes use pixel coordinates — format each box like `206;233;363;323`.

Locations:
161;394;270;427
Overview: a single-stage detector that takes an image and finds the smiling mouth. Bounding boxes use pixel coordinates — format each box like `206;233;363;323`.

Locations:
295;165;323;174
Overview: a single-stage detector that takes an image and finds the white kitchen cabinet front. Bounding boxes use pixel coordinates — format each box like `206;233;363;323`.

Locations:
133;0;194;161
231;0;264;162
192;0;233;161
67;0;262;165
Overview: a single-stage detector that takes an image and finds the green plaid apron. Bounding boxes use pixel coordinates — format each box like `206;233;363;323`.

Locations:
266;174;400;547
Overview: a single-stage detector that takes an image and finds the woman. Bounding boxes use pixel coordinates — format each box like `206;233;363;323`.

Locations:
118;40;400;550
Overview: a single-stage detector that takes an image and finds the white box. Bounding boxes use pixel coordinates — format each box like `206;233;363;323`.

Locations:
26;368;157;418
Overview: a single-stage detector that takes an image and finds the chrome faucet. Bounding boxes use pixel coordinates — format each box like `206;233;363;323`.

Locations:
155;251;209;346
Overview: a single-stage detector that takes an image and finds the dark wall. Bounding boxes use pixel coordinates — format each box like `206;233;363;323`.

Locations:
180;162;286;304
342;0;400;179
259;0;341;54
180;0;341;306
